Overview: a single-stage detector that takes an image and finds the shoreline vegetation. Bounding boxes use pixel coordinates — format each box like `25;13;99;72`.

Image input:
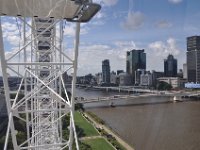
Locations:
74;109;131;150
83;111;134;150
74;111;114;150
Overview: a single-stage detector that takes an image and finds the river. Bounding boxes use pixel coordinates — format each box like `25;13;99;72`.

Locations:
75;88;200;150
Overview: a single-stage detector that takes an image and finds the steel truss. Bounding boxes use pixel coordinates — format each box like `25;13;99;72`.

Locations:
0;1;100;149
0;16;80;150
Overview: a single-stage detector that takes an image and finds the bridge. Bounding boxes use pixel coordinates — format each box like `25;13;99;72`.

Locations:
75;90;200;104
76;85;169;93
75;93;170;104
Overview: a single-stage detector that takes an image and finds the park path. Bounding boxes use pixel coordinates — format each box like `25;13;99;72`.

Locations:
79;135;101;141
84;112;135;150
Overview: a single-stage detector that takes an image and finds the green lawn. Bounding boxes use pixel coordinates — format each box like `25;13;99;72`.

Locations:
74;112;99;137
84;138;115;150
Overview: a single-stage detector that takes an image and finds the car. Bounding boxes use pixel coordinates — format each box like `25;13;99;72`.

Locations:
35;18;54;23
42;112;50;117
38;41;51;50
40;67;50;78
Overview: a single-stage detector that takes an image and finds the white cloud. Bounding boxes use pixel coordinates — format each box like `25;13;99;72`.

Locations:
2;21;21;46
156;20;172;28
121;11;145;30
91;20;105;26
63;23;89;37
0;45;32;76
102;0;118;6
114;41;137;48
168;0;183;4
7;35;20;46
95;11;105;19
2;22;18;31
147;38;182;71
148;38;180;57
94;0;118;6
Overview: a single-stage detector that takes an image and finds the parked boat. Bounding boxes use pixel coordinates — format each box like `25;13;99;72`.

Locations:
173;96;183;102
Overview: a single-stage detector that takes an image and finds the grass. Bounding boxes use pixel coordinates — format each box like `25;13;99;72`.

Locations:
74;112;120;150
83;138;115;150
74;111;99;137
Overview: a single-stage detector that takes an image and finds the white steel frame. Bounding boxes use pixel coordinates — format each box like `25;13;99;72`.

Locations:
0;1;100;149
0;17;80;150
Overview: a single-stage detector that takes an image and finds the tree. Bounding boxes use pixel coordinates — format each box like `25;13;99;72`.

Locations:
157;81;172;90
75;103;84;111
16;131;26;145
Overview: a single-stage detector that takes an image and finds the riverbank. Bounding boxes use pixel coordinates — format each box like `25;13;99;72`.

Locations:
74;111;115;150
88;99;200;150
84;111;134;150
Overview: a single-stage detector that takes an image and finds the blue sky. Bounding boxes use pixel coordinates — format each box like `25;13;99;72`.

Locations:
75;0;200;75
1;0;200;75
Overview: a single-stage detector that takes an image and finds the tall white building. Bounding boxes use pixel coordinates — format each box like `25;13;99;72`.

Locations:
140;73;152;86
95;73;103;85
183;63;187;79
110;71;117;84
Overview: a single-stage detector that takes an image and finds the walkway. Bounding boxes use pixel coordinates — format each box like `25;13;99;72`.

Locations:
79;135;102;141
84;112;135;150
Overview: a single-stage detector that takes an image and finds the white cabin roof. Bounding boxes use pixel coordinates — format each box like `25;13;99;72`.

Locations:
0;0;81;19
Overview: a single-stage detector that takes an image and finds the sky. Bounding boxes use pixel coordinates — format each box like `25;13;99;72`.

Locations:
1;0;200;76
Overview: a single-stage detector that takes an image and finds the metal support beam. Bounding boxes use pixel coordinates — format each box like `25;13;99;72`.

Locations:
0;17;18;150
69;22;80;150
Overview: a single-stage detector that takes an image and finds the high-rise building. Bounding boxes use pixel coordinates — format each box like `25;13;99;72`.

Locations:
135;69;145;85
126;49;146;83
177;69;183;78
187;36;200;51
187;36;200;83
102;59;110;84
164;54;177;77
183;63;187;79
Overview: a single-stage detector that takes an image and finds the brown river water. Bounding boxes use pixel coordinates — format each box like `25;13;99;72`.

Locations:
76;89;200;150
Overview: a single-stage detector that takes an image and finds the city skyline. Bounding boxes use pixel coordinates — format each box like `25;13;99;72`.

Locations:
1;1;200;150
0;0;200;76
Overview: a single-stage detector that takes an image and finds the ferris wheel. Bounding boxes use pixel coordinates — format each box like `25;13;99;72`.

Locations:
0;0;100;149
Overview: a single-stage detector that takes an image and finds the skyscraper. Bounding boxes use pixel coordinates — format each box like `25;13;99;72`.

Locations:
126;49;146;83
102;59;110;84
183;63;187;79
164;54;177;77
187;36;200;83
